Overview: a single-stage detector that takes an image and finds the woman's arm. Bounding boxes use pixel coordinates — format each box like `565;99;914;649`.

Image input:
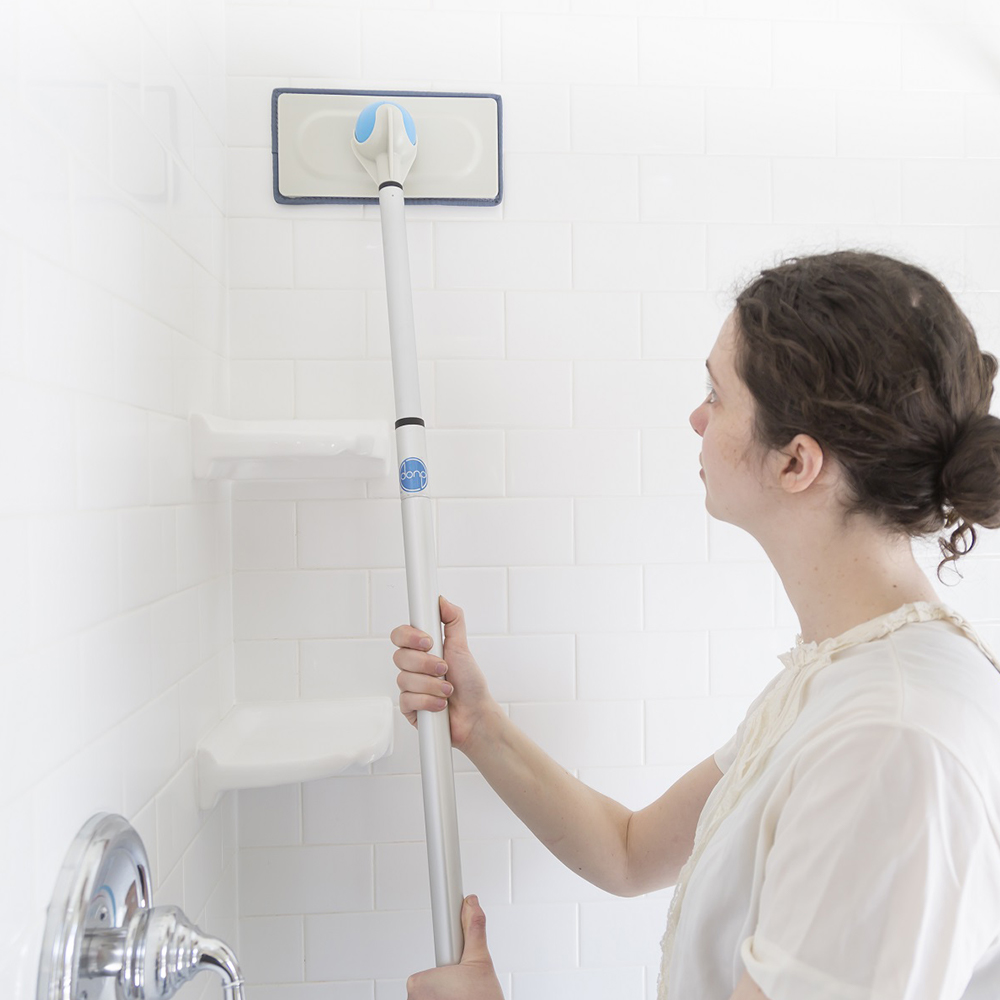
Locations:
394;597;724;896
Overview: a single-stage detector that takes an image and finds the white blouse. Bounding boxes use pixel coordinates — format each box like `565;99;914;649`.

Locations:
663;603;1000;1000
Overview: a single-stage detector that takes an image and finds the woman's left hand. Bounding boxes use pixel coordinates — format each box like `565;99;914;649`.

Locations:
406;895;504;1000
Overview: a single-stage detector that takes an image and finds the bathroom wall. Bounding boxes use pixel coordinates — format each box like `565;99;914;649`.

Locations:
224;1;1000;998
1;0;236;997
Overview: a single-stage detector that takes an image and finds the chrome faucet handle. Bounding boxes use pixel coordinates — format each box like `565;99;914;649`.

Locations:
37;814;245;1000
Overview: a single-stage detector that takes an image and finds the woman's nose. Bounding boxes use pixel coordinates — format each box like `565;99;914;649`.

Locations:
689;403;706;437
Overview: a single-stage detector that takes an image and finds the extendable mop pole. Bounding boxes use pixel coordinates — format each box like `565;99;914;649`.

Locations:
352;101;465;967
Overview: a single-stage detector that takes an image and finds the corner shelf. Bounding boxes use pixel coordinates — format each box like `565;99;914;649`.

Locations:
191;414;390;481
196;697;394;809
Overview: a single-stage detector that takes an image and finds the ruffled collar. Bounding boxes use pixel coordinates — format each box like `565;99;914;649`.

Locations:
778;600;997;672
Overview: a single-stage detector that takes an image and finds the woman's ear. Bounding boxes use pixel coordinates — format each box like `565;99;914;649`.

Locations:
775;433;825;494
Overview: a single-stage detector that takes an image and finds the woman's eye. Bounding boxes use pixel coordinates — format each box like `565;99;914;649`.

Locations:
704;377;717;403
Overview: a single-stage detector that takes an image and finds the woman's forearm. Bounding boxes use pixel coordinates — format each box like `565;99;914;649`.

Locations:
462;704;637;895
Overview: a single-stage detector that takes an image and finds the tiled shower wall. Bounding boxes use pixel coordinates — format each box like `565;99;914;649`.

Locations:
226;2;1000;999
1;1;235;997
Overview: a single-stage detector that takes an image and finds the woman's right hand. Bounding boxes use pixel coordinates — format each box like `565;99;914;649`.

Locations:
390;595;499;752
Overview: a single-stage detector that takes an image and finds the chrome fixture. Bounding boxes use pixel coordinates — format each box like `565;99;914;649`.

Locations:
37;813;245;1000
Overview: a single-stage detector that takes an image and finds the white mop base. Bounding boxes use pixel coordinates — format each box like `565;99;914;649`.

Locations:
273;88;502;204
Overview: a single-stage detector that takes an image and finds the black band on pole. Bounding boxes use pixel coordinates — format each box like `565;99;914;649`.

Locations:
379;180;403;190
395;417;425;428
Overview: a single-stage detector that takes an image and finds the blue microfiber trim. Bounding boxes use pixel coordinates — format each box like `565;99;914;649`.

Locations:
271;87;503;207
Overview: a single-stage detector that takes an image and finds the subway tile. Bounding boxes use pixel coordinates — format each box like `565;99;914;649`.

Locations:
507;429;641;497
774;20;901;89
75;396;149;510
510;700;643;767
368;290;505;361
574;358;705;428
455;771;532;840
709;627;794;698
512;837;617;902
504;153;639;222
227;6;361;77
182;808;225;919
503;13;637;84
79;610;153;734
967;94;1000;158
902;159;1000;226
303;774;427;844
238;784;302;848
300;638;397;700
0;519;31;663
253;987;373;1000
146;412;193;507
294;359;406;420
227;75;283;149
436;360;572;428
30;512;119;641
474;902;578;973
120;506;177;609
966;229;1000;292
0;377;76;514
641;290;728;360
577;765;688;812
571;85;704;155
645;695;749;765
453;633;576;704
176;501;226;590
579;896;671;969
293;221;433;291
234;639;299;701
642;427;705;499
375;838;510;911
437;498;573;566
705;223;838;291
833;226;965;292
708;517;769;562
498;84;571;154
510;566;642;633
506;291;641;360
114;302;174;416
638;17;771;87
645;562;775;631
773;158;901;225
837;91;964;158
902;20;998;92
297;500;403;569
362;9;501;80
230;360;296;418
371;566;509;638
240;845;372;915
233;501;297;571
573;223;706;291
229;218;294;289
121;687;180;815
577;630;709;699
513;967;645;1000
239;915;305;985
707;88;836;157
435;222;572;291
230;290;366;359
575;495;708;563
306;910;433;982
425;430;506;498
233;570;367;640
640;156;770;224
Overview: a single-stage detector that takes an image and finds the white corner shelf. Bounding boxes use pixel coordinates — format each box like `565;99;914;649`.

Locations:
191;414;390;481
196;697;394;809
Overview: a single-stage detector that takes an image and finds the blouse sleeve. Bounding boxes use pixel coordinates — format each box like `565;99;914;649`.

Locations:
740;724;1000;1000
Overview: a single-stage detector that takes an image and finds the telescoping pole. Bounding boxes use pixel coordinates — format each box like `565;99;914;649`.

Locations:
353;102;465;967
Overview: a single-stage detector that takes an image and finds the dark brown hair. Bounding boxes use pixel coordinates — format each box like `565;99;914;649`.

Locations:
733;250;1000;579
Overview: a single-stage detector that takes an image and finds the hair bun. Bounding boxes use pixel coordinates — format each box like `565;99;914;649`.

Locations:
940;413;1000;530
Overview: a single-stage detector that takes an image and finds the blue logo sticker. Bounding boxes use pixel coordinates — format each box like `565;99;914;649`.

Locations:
399;457;428;493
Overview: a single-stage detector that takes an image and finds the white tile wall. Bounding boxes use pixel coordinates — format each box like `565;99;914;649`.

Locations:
2;1;235;997
2;1;988;999
224;8;1000;991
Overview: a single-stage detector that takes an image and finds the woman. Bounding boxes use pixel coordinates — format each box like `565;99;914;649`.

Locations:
392;251;1000;1000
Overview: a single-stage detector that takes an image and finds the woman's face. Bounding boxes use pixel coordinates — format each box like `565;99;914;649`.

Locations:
689;312;772;530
